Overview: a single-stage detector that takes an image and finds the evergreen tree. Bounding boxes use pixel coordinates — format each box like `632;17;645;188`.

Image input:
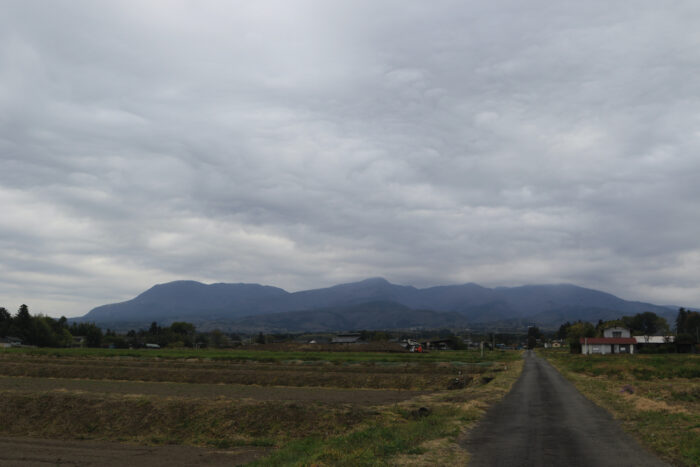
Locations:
0;307;10;336
14;304;32;340
676;308;688;333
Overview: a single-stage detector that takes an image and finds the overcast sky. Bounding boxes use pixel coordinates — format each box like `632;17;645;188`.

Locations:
2;1;700;318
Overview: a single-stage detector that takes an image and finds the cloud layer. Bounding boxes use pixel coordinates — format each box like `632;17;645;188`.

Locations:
2;1;700;317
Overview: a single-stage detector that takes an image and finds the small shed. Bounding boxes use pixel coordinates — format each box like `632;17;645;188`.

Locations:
71;336;86;348
634;335;675;351
634;336;675;344
0;336;22;348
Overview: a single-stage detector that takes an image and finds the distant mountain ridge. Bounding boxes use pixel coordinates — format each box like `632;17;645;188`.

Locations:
77;278;675;332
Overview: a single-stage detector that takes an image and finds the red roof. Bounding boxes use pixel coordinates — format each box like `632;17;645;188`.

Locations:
579;338;636;344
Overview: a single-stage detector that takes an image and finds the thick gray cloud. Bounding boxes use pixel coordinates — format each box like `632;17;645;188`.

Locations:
2;0;700;317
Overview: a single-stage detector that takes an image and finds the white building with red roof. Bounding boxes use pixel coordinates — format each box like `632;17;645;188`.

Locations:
580;326;636;355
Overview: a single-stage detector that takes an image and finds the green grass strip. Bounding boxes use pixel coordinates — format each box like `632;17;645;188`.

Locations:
250;408;458;466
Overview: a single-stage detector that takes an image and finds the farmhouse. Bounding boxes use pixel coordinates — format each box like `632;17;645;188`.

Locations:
580;327;636;355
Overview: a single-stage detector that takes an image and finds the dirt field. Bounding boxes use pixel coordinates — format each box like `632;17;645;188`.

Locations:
0;436;269;466
0;375;426;404
0;353;490;390
0;348;519;465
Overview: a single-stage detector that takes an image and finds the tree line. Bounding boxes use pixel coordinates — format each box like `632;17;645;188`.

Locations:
0;304;102;347
0;304;216;349
3;304;699;351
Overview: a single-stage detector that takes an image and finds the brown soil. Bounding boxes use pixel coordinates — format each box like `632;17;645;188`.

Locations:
0;375;425;404
0;436;269;466
0;352;451;464
0;357;471;390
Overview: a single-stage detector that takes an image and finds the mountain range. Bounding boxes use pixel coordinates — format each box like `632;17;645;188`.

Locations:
76;278;676;332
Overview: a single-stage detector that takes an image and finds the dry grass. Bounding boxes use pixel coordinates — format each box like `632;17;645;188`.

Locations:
621;392;690;414
0;391;373;448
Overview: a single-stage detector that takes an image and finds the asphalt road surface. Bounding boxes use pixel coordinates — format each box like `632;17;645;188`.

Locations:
464;350;670;467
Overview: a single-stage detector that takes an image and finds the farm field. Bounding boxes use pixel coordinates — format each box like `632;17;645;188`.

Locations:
541;350;700;467
0;345;523;363
0;347;523;466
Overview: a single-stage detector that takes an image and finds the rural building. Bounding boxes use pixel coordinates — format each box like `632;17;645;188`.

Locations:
0;336;22;348
71;336;86;347
634;335;675;351
580;327;636;355
331;333;362;344
422;339;453;350
634;335;675;345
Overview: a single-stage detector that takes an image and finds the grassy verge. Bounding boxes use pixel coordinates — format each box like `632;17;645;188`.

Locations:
541;350;700;467
250;359;524;466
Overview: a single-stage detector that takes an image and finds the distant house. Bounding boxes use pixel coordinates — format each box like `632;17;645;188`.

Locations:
331;333;362;344
580;327;636;355
0;336;22;348
423;339;453;350
71;336;86;348
145;343;161;349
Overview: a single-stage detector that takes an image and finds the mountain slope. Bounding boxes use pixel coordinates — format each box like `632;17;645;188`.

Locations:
231;301;470;332
78;278;674;331
84;280;289;323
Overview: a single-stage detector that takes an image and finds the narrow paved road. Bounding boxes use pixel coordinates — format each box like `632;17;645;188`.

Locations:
464;351;670;467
